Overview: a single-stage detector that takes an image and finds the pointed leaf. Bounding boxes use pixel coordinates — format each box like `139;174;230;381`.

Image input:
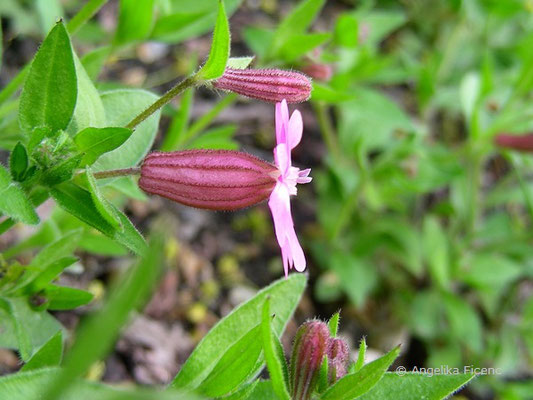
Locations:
21;331;63;371
197;0;230;80
50;182;146;255
358;373;475;400
196;324;263;397
320;346;400;400
170;274;306;391
82;169;122;229
45;286;94;310
74;127;133;167
261;298;290;400
0;164;39;224
19;21;77;133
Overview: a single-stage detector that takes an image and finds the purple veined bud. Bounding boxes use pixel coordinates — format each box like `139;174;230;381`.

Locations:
327;337;349;385
290;320;330;400
494;133;533;152
213;68;312;103
139;150;278;211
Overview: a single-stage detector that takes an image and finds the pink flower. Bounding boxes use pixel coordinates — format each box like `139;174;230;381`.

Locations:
268;100;312;277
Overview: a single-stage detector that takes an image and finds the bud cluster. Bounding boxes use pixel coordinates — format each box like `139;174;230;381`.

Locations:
289;320;349;400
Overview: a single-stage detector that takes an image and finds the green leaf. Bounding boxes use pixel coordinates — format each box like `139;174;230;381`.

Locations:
423;216;450;288
270;0;325;56
320;346;400;400
0;164;39;224
93;89;160;171
279;32;331;62
26;256;78;294
151;11;209;42
40;237;164;400
82;169;122;229
334;14;358;47
443;293;483;353
196;324;263;397
45;285;94;310
19;21;77;133
338;88;413;152
9;142;29;181
329;252;377;308
32;229;82;272
222;381;259;400
41;154;83;186
226;56;254;69
170;274;306;391
80;46;111;82
79;231;128;257
261;298;290;400
328;312;340;337
22;331;63;372
0;368;199;400
244;380;277;399
67;55;106;133
353;337;367;373
50;182;147;255
358;373;475;400
242;27;273;59
0;297;32;361
0;297;61;360
115;0;155;44
75;127;133;167
197;0;230;80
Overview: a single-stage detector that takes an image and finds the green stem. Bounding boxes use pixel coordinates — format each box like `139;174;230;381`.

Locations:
125;75;199;130
313;102;341;159
0;0;110;105
182;92;237;144
92;167;141;179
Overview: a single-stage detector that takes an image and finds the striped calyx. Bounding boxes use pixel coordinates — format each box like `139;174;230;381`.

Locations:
213;68;312;103
139;150;278;211
290;320;330;400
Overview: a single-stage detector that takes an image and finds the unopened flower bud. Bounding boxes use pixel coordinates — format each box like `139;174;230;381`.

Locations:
301;63;333;82
494;133;533;152
290;320;330;400
327;337;349;384
213;68;312;103
139;150;278;210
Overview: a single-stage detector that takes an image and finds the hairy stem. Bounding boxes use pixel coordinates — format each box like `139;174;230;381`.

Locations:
125;75;199;130
92;167;141;179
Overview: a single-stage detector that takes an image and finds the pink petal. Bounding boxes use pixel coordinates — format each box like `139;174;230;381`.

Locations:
297;168;312;184
268;183;307;276
288;110;303;150
274;143;290;175
275;100;290;146
275;102;284;144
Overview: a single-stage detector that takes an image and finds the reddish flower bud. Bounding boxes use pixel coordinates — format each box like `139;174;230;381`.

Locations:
327;337;349;384
301;63;333;82
290;320;330;400
139;150;278;210
494;133;533;152
213;68;312;103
